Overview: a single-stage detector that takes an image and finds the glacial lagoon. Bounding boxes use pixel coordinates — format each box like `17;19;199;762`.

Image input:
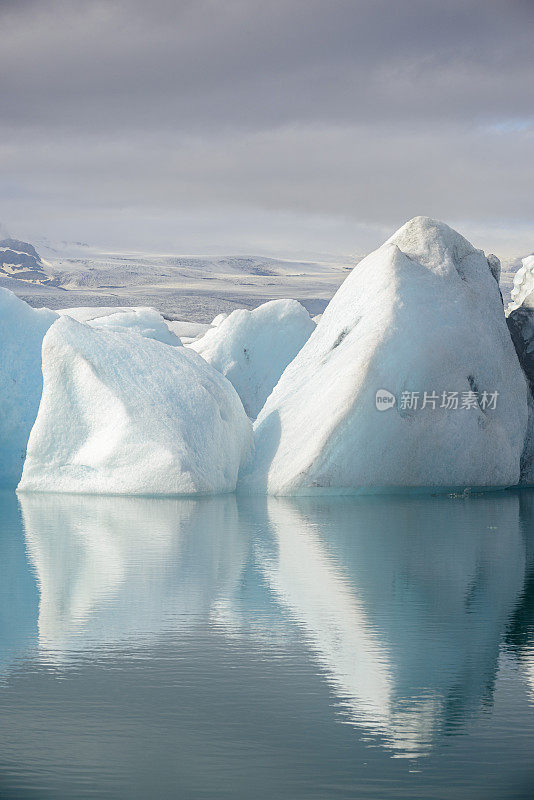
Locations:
1;490;534;799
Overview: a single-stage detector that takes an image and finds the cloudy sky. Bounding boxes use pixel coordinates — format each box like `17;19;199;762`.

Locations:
1;0;533;260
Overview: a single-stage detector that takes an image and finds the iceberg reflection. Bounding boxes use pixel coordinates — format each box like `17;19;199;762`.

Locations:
0;492;39;674
19;493;248;652
257;494;528;757
15;490;534;759
505;491;534;700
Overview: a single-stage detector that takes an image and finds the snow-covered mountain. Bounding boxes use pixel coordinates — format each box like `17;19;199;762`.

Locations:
0;238;55;286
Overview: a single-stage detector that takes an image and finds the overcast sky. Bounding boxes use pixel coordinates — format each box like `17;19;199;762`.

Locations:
1;0;533;260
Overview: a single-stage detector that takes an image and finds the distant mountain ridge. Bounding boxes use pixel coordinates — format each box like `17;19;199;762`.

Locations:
0;235;349;318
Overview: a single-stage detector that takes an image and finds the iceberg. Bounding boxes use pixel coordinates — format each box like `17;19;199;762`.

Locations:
165;319;210;342
507;275;534;483
59;306;181;346
507;255;534;313
0;289;58;486
189;299;316;419
166;314;237;345
18;315;252;495
211;312;229;326
241;217;528;494
507;307;534;398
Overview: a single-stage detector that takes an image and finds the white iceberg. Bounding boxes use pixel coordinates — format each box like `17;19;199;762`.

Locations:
189;299;316;419
241;217;528;494
165;319;210;342
211;312;229;327
18;315;252;495
507;255;534;313
58;305;137;323
166;313;245;346
60;305;181;346
0;289;58;487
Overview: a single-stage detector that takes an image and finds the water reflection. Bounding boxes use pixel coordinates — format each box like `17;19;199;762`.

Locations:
19;493;248;652
506;491;534;700
256;494;527;757
0;492;39;675
8;489;534;760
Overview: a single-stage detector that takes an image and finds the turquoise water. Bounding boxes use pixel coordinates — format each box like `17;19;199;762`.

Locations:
1;489;534;799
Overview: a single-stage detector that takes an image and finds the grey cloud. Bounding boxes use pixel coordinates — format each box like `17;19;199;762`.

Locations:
0;0;533;257
1;0;533;131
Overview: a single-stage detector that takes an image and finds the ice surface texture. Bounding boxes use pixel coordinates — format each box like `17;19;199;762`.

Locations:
18;316;252;495
189;299;315;419
240;217;528;493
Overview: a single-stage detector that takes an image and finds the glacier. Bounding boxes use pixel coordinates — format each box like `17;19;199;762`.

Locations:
18;315;252;495
189;299;316;419
0;289;58;487
240;217;529;494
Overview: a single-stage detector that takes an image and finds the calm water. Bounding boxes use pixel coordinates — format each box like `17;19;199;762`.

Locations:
0;490;534;799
